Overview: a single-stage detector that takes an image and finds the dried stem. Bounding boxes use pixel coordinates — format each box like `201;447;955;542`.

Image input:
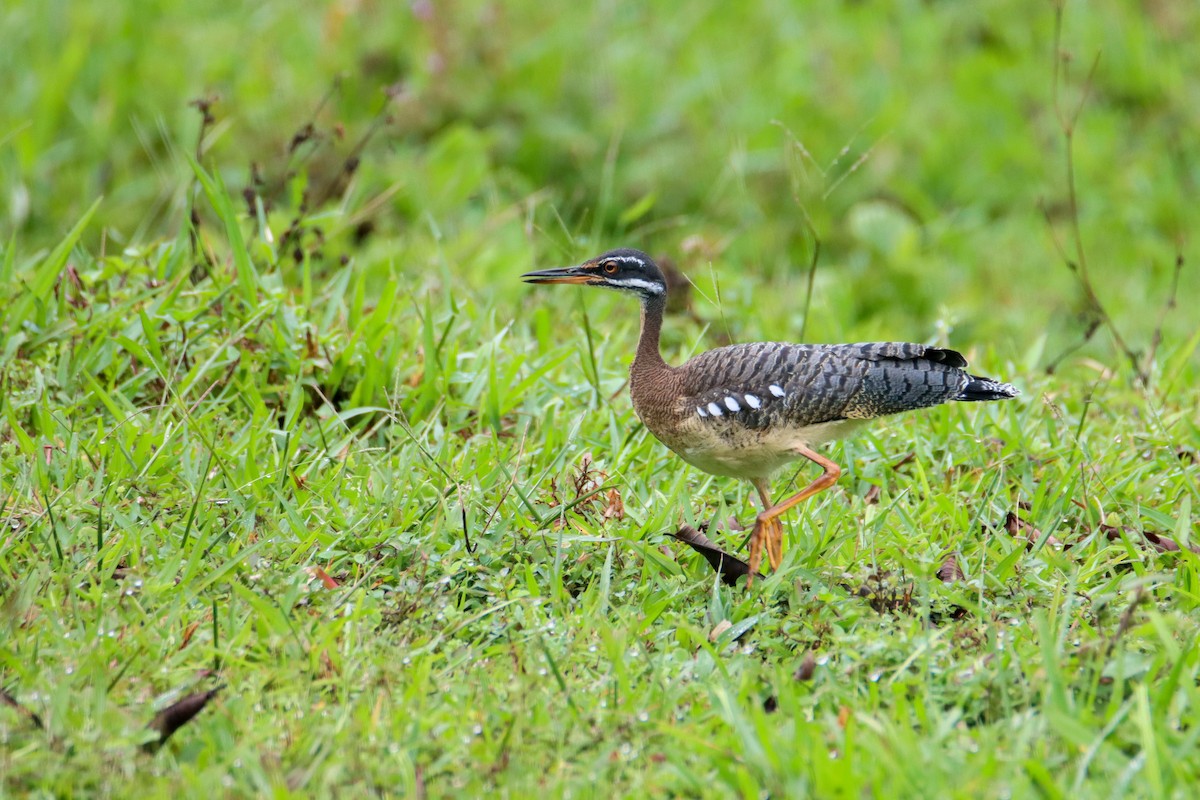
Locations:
1042;3;1149;385
1144;253;1184;375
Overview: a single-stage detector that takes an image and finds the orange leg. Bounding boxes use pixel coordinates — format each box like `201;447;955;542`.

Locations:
746;445;842;587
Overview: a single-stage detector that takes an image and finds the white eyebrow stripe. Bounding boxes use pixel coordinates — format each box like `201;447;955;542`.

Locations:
769;384;786;398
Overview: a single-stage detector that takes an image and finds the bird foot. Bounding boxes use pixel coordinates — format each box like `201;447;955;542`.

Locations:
745;516;783;588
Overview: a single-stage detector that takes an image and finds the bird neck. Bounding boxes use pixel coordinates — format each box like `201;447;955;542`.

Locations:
631;292;669;381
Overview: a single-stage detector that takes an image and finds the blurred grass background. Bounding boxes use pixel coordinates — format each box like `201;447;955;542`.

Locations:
3;0;1199;796
4;0;1195;347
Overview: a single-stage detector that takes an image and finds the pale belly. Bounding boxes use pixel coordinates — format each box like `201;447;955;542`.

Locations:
651;417;865;480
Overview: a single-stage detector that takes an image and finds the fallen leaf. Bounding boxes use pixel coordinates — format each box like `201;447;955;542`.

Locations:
179;621;200;651
1102;524;1200;555
709;620;732;642
794;652;817;681
937;554;965;583
1001;510;1061;549
602;487;624;521
145;686;223;752
671;525;763;586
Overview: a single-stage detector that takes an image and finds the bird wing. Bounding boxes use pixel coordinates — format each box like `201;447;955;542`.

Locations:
677;341;972;427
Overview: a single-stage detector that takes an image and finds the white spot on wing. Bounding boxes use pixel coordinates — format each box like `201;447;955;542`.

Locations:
724;396;740;412
707;402;723;417
744;394;761;409
696;405;708;418
769;384;786;398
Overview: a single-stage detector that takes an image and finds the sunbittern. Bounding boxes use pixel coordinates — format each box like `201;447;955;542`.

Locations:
522;249;1017;583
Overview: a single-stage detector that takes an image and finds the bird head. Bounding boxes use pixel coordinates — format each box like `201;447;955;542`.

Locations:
522;249;666;301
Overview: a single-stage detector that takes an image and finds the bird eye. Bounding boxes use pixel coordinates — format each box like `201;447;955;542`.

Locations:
602;261;618;274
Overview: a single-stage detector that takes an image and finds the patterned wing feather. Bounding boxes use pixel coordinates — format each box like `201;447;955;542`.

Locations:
677;341;997;427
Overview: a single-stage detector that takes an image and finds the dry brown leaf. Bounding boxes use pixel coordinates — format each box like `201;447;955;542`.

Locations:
602;487;624;521
671;525;762;586
937;554;965;583
794;652;817;681
1002;510;1061;549
1102;524;1200;555
145;686;222;752
179;621;200;651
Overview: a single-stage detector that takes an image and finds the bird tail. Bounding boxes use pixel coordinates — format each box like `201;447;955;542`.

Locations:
956;375;1019;402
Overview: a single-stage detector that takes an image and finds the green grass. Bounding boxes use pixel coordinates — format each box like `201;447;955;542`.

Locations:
3;0;1200;796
